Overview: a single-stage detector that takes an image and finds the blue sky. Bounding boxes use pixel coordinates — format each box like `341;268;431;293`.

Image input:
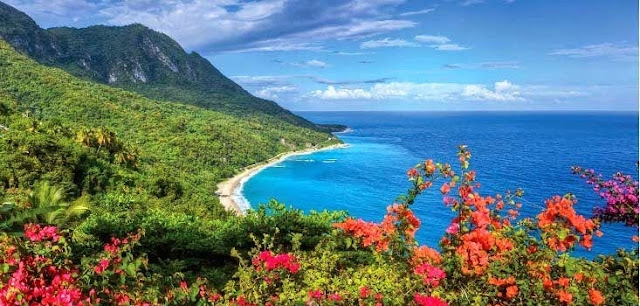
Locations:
6;0;639;111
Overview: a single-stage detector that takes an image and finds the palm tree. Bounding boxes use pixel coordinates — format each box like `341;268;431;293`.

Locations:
76;128;93;147
95;129;116;153
114;146;139;168
19;182;90;227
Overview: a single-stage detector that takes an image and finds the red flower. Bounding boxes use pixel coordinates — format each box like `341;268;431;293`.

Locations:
359;286;371;299
252;251;300;274
307;289;324;300
328;293;342;302
414;293;448;306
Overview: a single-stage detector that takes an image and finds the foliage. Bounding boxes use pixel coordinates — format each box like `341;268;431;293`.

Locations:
0;148;637;305
0;182;90;231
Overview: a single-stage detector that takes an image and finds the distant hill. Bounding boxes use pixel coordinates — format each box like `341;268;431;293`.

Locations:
0;1;326;130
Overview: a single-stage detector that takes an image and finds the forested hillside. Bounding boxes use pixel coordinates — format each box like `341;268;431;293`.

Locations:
0;1;333;130
0;39;338;218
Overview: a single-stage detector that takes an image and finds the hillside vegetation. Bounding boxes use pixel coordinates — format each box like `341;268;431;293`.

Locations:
0;39;338;218
0;1;337;130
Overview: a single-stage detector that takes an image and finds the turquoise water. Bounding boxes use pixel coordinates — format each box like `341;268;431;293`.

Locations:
242;111;639;257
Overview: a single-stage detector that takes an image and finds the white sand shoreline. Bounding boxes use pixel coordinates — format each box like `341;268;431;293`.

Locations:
216;143;349;215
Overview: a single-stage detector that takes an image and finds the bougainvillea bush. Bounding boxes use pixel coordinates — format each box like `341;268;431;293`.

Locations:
0;147;637;305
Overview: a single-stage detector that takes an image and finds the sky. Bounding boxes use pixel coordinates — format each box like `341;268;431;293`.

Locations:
5;0;639;111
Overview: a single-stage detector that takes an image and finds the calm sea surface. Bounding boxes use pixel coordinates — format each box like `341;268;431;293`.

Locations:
243;111;639;257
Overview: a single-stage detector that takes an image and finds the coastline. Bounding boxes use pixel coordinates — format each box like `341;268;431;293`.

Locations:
216;143;349;215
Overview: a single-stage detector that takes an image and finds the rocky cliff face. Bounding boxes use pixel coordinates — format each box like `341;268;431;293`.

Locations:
0;1;60;63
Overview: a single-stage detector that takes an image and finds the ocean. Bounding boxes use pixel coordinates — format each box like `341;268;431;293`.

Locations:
242;111;639;257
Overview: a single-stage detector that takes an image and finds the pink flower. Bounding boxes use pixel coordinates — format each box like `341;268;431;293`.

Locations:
445;222;460;234
414;263;446;287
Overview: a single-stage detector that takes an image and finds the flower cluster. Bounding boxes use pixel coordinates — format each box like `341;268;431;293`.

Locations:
0;227;85;305
573;166;639;226
334;217;392;252
410;246;442;267
414;293;448;306
537;195;597;251
252;251;300;273
413;263;446;287
23;223;59;242
488;277;519;300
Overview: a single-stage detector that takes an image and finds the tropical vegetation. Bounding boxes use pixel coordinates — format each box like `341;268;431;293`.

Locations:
0;1;636;304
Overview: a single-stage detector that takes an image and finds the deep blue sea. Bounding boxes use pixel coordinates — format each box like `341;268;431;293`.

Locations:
243;111;639;257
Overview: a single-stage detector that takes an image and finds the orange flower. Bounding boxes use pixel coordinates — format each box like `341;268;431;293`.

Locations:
556;277;570;287
588;288;605;305
573;272;584;283
505;285;518;299
334;218;390;252
440;183;451;195
410;246;442;266
464;171;476;182
580;234;593;250
418;181;433;190
557;290;573;305
424;159;436;175
537;196;597;252
456;228;495;276
508;209;518;219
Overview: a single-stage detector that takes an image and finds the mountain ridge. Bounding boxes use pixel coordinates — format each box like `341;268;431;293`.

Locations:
0;1;335;130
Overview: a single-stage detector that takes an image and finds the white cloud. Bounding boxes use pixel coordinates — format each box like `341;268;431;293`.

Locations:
310;85;375;99
549;43;638;61
413;35;469;51
255;86;297;99
414;35;450;44
479;61;520;69
433;43;469;51
309;80;526;102
460;0;485;6
360;38;419;49
399;8;436;17
96;1;416;52
462;80;523;101
361;35;468;50
333;51;374;55
296;59;329;68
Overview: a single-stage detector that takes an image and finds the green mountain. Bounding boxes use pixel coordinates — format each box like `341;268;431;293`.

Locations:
0;1;337;130
0;39;338;217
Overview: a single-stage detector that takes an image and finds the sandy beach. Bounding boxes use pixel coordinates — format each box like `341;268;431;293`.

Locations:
216;143;349;215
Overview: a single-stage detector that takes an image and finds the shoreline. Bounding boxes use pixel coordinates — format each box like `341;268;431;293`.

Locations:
216;143;349;215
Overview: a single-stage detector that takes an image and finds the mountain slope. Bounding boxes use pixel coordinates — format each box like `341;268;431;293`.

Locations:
0;39;338;217
0;1;59;63
0;1;326;130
